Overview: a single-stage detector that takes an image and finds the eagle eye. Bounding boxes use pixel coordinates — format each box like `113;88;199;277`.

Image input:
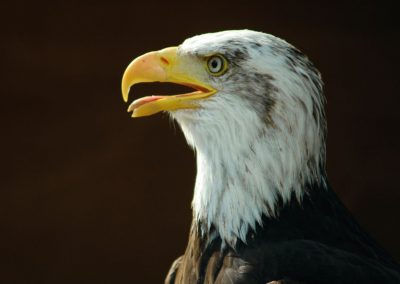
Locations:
206;55;228;76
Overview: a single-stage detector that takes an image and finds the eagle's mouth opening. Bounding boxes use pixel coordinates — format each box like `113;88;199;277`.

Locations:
127;82;215;115
179;82;211;94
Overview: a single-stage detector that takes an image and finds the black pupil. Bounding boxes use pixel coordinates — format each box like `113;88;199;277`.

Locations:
211;59;219;69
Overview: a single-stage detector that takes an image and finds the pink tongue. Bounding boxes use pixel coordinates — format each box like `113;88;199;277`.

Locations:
129;96;164;111
141;96;163;103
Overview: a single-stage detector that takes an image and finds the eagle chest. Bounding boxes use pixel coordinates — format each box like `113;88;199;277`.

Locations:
166;233;276;284
168;251;262;284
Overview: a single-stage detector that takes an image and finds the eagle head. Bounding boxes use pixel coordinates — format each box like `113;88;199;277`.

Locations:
122;30;327;245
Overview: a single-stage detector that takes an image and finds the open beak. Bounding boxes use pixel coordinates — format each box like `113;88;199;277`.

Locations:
121;47;216;117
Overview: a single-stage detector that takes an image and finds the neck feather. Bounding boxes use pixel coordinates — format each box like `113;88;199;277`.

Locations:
173;106;326;246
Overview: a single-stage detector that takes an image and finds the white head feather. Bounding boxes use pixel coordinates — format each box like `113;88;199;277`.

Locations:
170;30;326;246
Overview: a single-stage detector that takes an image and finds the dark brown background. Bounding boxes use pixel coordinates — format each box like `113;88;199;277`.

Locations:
1;0;399;283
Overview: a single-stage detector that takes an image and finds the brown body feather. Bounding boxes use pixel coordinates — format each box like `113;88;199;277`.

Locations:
165;184;400;284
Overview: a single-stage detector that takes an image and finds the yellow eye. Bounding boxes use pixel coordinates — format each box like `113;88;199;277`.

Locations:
206;55;228;76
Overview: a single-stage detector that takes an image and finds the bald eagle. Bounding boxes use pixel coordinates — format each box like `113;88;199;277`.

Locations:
121;30;400;283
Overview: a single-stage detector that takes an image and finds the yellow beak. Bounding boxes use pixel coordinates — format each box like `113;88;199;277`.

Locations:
121;47;216;117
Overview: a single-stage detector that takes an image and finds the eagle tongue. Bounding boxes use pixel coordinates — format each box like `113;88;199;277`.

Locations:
127;96;164;113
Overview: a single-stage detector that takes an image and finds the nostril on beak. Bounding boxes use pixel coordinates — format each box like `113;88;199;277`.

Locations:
160;56;169;65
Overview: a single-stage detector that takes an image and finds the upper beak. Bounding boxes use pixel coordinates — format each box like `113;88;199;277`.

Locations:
121;47;216;117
